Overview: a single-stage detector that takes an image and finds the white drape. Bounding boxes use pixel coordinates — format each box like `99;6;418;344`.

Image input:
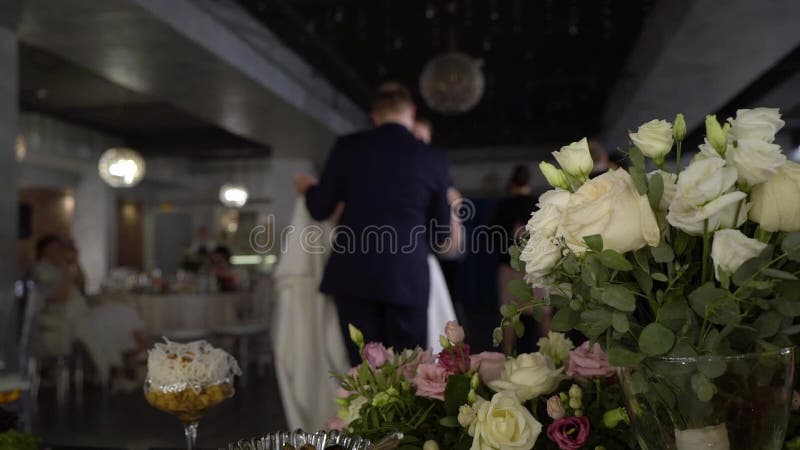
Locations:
272;198;456;430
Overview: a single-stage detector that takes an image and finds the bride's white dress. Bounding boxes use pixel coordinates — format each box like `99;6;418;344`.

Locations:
272;198;457;430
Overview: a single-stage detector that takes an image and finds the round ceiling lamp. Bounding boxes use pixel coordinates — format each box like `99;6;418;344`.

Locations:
419;51;485;114
219;183;249;208
98;147;146;188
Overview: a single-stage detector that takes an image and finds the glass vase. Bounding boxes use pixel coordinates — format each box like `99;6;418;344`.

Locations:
618;347;795;450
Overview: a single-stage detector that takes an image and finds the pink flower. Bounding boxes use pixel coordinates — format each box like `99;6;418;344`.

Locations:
326;416;346;431
546;395;565;420
469;352;506;382
363;342;392;369
566;341;615;380
444;320;465;344
401;349;434;381
413;363;449;401
546;416;591;450
438;344;471;374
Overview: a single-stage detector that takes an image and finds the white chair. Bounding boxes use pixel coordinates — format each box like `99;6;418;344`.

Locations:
0;282;39;431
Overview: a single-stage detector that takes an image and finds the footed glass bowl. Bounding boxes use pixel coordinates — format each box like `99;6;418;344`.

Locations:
225;430;372;450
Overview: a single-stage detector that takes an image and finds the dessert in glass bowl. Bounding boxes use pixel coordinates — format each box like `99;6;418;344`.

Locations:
144;339;241;450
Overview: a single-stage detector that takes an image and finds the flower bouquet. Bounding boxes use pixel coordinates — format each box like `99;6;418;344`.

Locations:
331;323;636;449
506;107;800;449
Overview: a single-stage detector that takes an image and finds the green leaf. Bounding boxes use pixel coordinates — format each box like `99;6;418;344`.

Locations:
508;279;535;301
782;232;800;262
692;373;717;402
754;310;783;338
513;319;525;338
639;323;675;356
782;323;800;335
629;166;649;195
648;171;664;210
580;308;613;338
562;253;580;275
500;304;518;318
659;298;691;332
608;345;645;367
551;307;580;331
674;231;691;256
584;234;604;253
443;374;471;416
688;283;740;325
634;248;651;273
762;268;798;280
581;254;610;287
650;242;675;263
651;272;669;282
632;267;653;294
601;285;637;312
598;250;634;271
732;257;768;287
612;311;630;333
629;146;645;170
776;281;800;317
439;416;461;428
697;357;727;379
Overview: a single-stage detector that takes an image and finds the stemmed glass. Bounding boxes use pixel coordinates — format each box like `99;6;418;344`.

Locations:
144;376;235;449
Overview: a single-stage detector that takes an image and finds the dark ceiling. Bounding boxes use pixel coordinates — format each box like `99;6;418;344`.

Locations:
18;44;269;158
238;0;656;148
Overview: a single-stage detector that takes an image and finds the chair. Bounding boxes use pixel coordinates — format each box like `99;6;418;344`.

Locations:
212;276;274;386
0;282;39;431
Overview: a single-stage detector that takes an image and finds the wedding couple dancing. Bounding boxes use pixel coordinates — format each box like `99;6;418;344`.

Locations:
273;82;460;429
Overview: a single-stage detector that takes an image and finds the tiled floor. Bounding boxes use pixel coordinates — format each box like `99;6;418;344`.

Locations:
34;368;287;450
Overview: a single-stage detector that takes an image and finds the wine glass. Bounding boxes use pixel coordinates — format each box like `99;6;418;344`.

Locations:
144;377;235;450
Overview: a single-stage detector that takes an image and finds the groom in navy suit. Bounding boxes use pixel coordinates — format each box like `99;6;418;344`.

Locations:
296;82;452;365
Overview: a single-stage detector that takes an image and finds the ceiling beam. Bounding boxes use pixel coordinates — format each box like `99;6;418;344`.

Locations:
602;0;800;148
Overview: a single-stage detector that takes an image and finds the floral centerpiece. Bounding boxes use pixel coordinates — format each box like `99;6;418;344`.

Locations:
505;107;800;449
331;323;636;450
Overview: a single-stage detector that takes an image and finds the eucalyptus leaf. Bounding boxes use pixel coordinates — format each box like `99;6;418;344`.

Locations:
732;257;768;287
629;166;649;195
674;231;691;256
551;307;580;331
782;232;800;262
659;298;691;332
648;172;664;210
651;272;669;282
599;250;634;271
762;268;798;280
580;308;613;337
632;267;653;294
639;323;675;355
500;304;518;318
513;319;525;338
697;357;727;379
689;283;740;325
691;373;717;402
508;279;535;301
601;285;637;312
608;345;646;367
612;311;630;333
582;254;610;287
584;234;604;253
629;146;645;169
650;242;675;263
634;248;651;273
439;416;460;428
782;323;800;335
754;310;782;338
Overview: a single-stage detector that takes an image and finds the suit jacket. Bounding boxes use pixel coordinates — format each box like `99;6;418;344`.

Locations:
306;123;451;307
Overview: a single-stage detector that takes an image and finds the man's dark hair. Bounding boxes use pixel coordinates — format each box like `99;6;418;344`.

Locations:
36;234;61;260
213;245;232;261
371;81;413;116
507;165;531;192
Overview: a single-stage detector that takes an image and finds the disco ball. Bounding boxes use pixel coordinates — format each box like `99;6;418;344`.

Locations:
419;51;485;114
219;183;249;208
98;147;146;187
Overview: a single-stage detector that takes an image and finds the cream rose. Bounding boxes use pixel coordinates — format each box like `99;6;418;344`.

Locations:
749;161;800;232
727;107;784;143
726;138;785;186
560;169;659;254
648;170;678;211
519;235;561;288
711;230;767;281
468;392;543;450
552;137;593;181
667;158;748;235
525;189;570;238
629;119;674;163
488;353;563;401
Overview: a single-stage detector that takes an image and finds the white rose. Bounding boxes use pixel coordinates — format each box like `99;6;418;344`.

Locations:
667;158;748;235
694;137;731;163
337;395;367;426
552;137;593;181
536;332;574;366
458;404;477;428
519;235;561;288
629;119;674;162
560;169;660;255
726;138;785;186
525;189;571;238
468;392;542;450
750;161;800;232
488;353;563;401
711;229;767;281
647;170;678;211
727;107;785;143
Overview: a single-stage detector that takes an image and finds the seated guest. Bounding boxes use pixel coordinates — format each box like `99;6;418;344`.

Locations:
211;246;240;292
31;234;90;358
62;238;87;296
